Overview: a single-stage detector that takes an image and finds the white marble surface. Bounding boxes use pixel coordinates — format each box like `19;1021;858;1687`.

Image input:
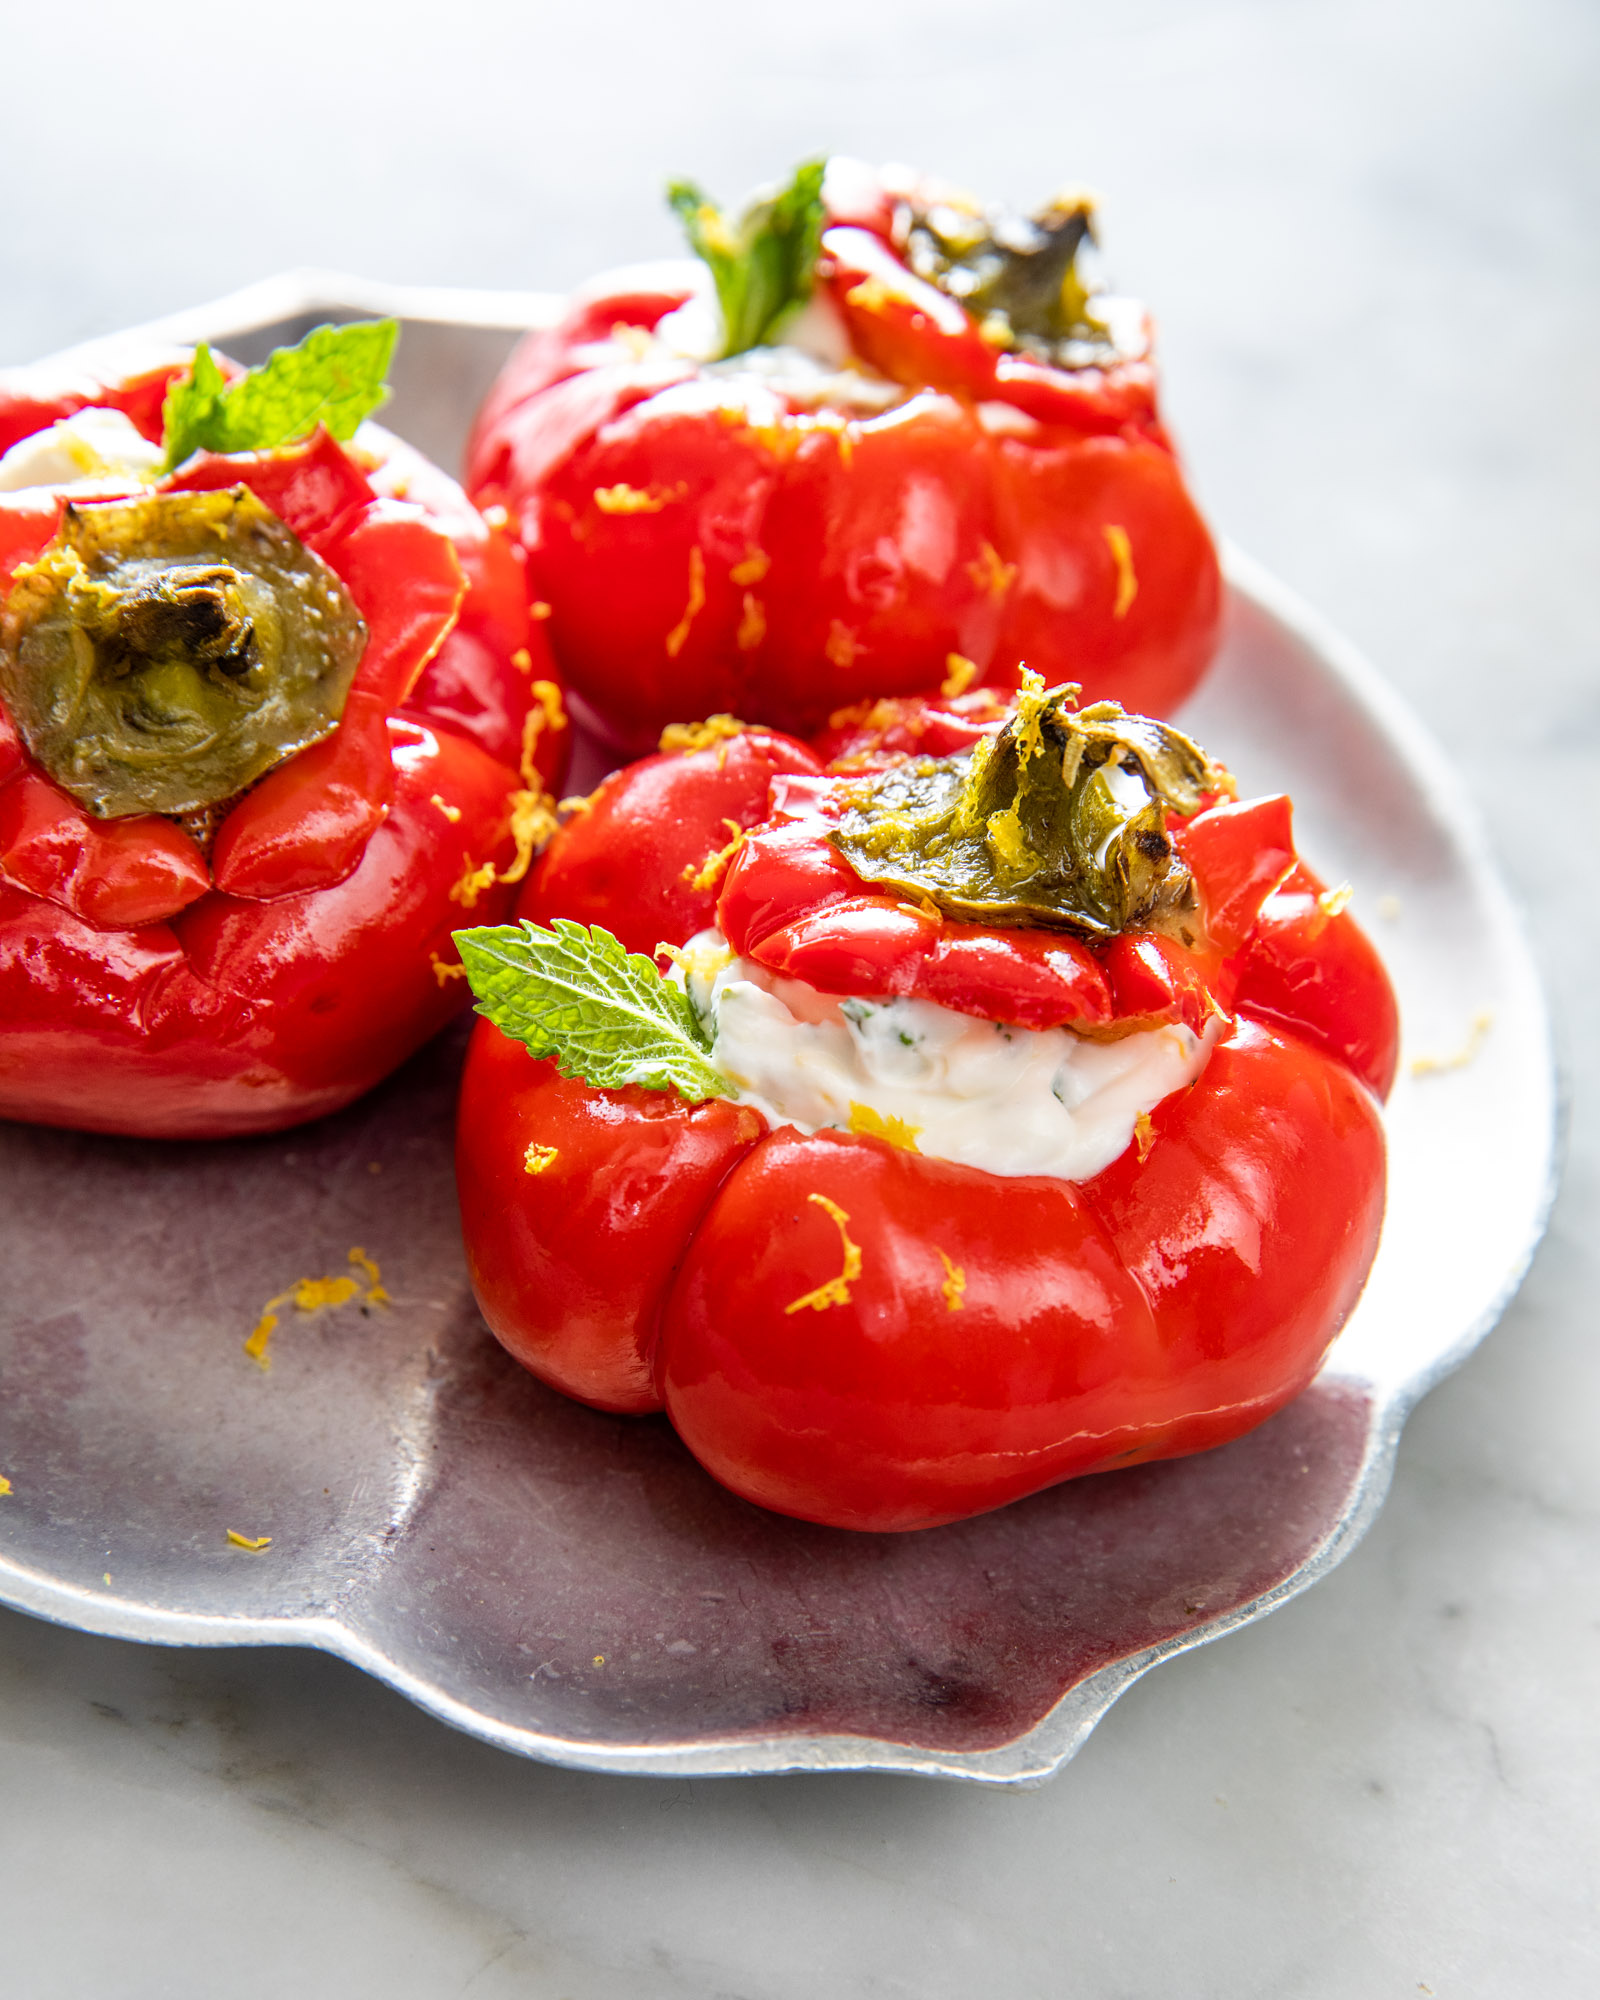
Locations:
3;0;1598;1991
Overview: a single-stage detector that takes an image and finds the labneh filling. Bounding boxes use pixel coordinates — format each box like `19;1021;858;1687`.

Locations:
677;928;1219;1182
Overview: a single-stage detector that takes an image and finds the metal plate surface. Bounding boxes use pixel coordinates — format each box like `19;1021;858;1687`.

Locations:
0;280;1558;1784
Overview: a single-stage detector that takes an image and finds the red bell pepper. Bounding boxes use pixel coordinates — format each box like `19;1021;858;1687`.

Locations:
0;333;570;1137
466;158;1222;754
453;686;1396;1532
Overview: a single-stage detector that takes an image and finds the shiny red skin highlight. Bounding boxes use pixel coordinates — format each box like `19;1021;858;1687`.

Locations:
0;361;570;1137
466;162;1222;753
0;716;518;1138
1232;863;1401;1100
661;1026;1384;1530
520;727;822;959
456;1027;764;1413
460;706;1399;1531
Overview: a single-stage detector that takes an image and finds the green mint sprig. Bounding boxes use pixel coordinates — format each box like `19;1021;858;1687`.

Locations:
667;159;826;359
454;919;731;1105
161;319;398;472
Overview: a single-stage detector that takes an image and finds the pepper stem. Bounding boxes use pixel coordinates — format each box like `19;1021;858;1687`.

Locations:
667;159;827;359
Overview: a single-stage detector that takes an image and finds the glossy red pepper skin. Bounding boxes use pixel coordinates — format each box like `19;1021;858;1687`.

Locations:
458;707;1398;1531
0;360;570;1137
521;725;824;957
2;716;517;1136
465;161;1222;754
456;1036;766;1413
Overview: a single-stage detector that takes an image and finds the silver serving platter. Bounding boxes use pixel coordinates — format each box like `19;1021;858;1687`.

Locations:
0;277;1558;1785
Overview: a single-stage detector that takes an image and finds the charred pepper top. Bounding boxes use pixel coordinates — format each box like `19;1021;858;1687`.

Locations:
828;676;1224;938
0;485;366;820
897;187;1119;367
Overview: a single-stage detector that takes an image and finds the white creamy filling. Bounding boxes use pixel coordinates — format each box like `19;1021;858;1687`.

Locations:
649;288;904;415
0;406;165;493
678;930;1218;1182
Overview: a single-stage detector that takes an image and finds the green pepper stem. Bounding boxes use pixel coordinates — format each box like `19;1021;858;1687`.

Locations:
666;160;827;359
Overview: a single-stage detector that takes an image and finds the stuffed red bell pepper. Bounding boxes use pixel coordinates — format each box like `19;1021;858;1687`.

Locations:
453;680;1396;1533
466;158;1222;753
0;322;569;1138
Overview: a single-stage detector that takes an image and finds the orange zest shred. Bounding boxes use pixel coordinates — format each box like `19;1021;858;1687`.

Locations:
1134;1110;1157;1163
659;936;734;988
429;793;462;823
523;1143;559;1175
347;1246;388;1303
226;1530;273;1552
1411;1010;1494;1079
664;546;707;659
244;1250;387;1371
824;620;861;670
784;1194;863;1315
730;546;770;587
807;409;854;467
529;601;553;621
941;653;979;698
659;714;750;755
1303;880;1353;939
985;805;1029;871
497;788;560;888
610;321;654;362
518;681;568;788
736;591;766;653
243;1311;280;1366
831;696;907;734
965;541;1017;598
1103;523;1138;619
594;481;683;515
845;272;899;314
501;684;568;891
449;859;498;909
848;1102;922;1152
294;1275;359;1310
430;950;467;988
937;1249;966;1313
510;647;533;674
681;818;746;894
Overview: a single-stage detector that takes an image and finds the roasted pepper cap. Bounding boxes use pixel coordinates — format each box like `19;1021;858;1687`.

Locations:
899;186;1122;367
0;485;366;819
828;675;1223;938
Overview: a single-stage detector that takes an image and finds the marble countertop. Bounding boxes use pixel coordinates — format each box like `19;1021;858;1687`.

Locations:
3;0;1596;1992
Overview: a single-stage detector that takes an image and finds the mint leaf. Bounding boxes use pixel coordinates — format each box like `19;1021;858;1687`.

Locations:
667;159;826;358
214;320;396;452
159;342;229;474
161;319;397;471
454;919;732;1104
